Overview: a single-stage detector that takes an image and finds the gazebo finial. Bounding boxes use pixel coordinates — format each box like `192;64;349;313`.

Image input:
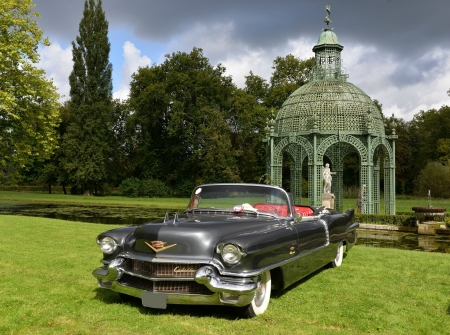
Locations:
324;5;332;28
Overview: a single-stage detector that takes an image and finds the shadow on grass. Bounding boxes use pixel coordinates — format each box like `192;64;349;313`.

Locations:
271;266;328;299
93;288;245;320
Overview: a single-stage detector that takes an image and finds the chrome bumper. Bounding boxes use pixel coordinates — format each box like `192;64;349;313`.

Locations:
92;259;257;307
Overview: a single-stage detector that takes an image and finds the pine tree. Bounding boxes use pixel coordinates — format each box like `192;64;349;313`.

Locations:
62;0;112;195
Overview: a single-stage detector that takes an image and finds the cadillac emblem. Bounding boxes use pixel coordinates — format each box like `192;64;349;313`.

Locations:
145;241;176;253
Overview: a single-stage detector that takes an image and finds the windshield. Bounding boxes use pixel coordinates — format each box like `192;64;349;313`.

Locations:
187;184;291;217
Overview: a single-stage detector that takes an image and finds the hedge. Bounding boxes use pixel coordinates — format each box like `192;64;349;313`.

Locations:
354;213;450;227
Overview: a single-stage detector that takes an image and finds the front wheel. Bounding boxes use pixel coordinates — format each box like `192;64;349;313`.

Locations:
330;242;344;268
242;270;271;318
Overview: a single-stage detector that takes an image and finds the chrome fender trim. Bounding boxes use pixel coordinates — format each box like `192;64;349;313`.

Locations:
195;266;257;294
92;257;125;282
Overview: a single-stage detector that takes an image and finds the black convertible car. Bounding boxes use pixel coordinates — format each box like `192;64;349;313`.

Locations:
93;183;358;317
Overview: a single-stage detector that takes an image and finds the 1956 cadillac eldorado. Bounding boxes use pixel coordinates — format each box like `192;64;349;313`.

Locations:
93;183;358;317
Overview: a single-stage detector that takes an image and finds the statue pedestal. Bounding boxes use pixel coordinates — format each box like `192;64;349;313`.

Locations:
322;193;335;209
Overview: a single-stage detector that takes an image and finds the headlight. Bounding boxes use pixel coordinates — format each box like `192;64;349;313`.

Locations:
98;236;117;254
221;244;242;264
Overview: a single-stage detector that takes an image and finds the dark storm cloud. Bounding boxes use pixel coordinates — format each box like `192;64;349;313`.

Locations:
389;55;447;87
35;0;450;59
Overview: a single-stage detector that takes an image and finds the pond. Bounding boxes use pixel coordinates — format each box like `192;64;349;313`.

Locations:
0;203;177;226
356;229;450;254
1;203;450;253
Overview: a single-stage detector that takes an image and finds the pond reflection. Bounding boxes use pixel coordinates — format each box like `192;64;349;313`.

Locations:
0;203;177;225
356;229;450;254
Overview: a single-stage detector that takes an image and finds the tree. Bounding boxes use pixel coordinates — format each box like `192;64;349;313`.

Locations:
62;0;112;195
414;161;450;198
0;0;60;169
39;102;72;194
107;99;136;186
437;138;450;164
410;105;450;172
227;88;270;182
129;48;240;188
244;71;269;106
265;55;315;109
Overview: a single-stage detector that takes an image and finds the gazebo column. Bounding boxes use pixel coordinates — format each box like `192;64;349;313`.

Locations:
384;146;396;214
360;162;369;214
373;156;380;214
334;158;344;213
384;123;398;215
309;132;322;207
290;147;304;205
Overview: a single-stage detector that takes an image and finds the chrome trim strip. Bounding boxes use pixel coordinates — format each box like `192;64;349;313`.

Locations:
120;270;195;282
319;219;330;246
110;282;255;307
119;253;212;264
214;243;332;277
194;266;257;294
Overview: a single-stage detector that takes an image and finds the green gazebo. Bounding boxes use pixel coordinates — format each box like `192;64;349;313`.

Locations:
264;8;397;214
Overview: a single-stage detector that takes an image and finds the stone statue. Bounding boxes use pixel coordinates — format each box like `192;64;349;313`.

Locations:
323;163;336;194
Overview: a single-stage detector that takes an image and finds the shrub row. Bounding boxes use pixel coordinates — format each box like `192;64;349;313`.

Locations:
118;178;172;198
0;186;46;192
354;214;417;227
355;213;450;227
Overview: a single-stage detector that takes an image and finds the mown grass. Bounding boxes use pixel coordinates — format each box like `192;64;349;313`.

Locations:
1;215;450;334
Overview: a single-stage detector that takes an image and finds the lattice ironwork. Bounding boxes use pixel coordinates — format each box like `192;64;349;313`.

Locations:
285;144;306;205
265;13;396;214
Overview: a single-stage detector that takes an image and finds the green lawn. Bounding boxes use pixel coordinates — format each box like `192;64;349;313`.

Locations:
1;215;450;334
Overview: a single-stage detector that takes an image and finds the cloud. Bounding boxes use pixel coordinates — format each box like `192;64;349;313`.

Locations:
113;41;151;100
37;42;72;101
35;0;450;120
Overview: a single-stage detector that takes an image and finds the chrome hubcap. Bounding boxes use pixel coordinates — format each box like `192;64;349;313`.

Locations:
254;275;266;307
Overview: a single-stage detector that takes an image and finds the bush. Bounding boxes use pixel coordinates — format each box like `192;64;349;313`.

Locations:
118;177;141;197
414;161;450;198
354;214;416;226
175;180;196;198
119;178;171;198
141;179;171;198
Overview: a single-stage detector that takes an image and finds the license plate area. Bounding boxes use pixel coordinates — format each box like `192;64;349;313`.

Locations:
142;291;167;309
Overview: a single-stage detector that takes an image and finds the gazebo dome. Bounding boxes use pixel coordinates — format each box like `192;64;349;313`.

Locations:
275;26;385;137
316;29;339;45
275;79;385;136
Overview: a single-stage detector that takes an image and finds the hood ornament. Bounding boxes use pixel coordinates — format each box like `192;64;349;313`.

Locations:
145;241;177;253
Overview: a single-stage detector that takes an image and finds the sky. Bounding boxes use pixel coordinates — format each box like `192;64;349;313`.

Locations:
34;0;450;121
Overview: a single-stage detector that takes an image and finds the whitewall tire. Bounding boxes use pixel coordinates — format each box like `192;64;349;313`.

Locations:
243;270;271;318
331;242;344;268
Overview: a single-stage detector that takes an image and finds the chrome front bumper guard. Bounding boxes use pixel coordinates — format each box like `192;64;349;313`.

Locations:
92;259;258;307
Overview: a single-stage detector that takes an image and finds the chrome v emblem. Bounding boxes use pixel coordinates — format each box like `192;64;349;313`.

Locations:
145;241;177;253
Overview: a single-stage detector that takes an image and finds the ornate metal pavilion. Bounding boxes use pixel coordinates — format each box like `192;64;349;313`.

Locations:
264;9;397;214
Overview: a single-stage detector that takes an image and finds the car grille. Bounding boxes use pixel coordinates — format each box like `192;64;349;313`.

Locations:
118;273;211;294
119;259;212;294
123;259;204;278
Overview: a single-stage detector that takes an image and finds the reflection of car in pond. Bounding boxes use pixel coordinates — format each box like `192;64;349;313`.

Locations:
93;183;358;317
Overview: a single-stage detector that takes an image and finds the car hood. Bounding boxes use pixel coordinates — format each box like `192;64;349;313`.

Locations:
123;213;283;262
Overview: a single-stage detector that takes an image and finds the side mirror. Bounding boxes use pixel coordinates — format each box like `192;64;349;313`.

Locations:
295;214;303;222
